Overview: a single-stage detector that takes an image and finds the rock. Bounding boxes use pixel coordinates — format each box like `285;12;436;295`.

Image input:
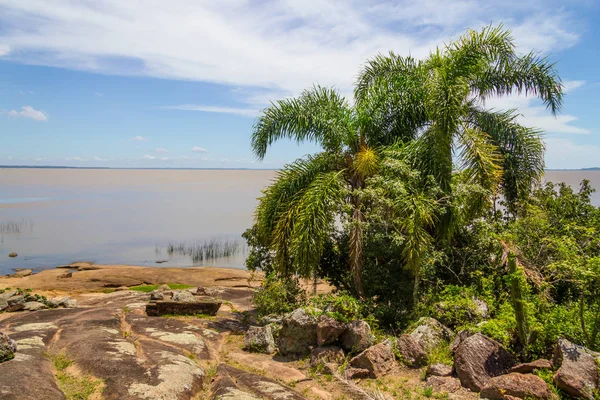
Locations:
509;359;553;374
6;295;26;312
349;340;396;379
473;298;489;319
277;308;318;356
244;325;276;354
114;286;129;291
310;346;345;367
480;373;558;400
0;332;17;363
149;290;164;301
0;298;7;311
8;252;17;258
194;286;208;296
260;314;283;327
63;299;77;308
453;333;516;392
427;363;453;377
553;338;599;399
0;290;17;300
57;272;72;279
410;317;454;353
450;330;475;353
341;320;374;353
345;367;370;380
146;299;222;316
396;334;427;368
155;260;168;264
12;269;32;278
54;296;77;308
23;301;48;311
426;376;461;393
158;284;170;291
317;315;346;346
172;290;196;303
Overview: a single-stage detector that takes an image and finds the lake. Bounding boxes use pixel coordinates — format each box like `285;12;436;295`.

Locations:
0;168;598;275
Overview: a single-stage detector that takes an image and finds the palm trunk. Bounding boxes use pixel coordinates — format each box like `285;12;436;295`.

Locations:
349;204;365;297
412;264;420;306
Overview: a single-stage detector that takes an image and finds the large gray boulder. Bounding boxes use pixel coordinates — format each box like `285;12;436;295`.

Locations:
310;346;345;367
553;338;599;399
453;333;516;392
396;334;427;368
6;295;25;312
410;317;454;353
23;301;48;311
316;315;345;346
349;340;396;378
480;373;558;400
172;290;196;303
0;332;16;363
0;298;7;312
277;308;318;356
244;325;276;354
340;320;374;353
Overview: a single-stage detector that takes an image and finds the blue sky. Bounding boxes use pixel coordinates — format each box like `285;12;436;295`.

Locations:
0;0;599;169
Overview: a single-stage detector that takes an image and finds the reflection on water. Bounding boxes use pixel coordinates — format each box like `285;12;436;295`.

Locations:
0;168;275;275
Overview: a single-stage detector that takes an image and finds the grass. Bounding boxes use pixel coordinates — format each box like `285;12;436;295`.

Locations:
129;283;194;293
0;219;32;243
426;342;453;366
46;351;102;400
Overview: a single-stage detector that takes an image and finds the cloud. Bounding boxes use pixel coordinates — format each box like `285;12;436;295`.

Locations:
0;44;9;56
65;156;86;161
563;80;585;92
131;136;148;141
92;156;107;161
5;105;48;121
155;148;168;153
0;1;584;104
191;146;208;153
94;92;104;97
142;155;155;160
545;138;600;170
163;104;258;117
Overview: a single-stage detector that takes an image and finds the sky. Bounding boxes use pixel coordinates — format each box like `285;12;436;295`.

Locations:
0;0;599;170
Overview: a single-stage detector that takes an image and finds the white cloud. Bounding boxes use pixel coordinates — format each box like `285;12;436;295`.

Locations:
143;155;155;160
65;156;86;161
0;44;9;56
0;1;583;105
155;147;168;153
92;156;107;161
131;135;148;141
94;92;104;97
545;138;600;170
191;146;208;153
5;105;48;121
163;104;258;117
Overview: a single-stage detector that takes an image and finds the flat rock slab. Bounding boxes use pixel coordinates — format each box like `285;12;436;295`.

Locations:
211;363;307;400
146;300;222;316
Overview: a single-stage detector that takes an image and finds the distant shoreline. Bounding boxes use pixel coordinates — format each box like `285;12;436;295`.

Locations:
0;165;277;171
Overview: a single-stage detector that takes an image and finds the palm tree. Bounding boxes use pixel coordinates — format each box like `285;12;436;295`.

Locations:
356;25;562;220
251;86;383;297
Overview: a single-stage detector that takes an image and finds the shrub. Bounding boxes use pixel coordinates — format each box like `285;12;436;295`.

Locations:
253;275;306;317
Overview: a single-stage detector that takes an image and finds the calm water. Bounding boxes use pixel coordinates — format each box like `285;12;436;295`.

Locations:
0;168;598;276
0;168;276;275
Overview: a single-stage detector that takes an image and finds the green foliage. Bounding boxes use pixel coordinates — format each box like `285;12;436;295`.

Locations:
426;342;453;366
252;275;306;318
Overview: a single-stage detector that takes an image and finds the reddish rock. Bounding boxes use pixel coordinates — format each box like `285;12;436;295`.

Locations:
345;367;370;380
509;359;553;374
553;338;599;400
480;373;558;400
349;340;396;378
453;333;516;392
310;346;345;367
426;363;453;377
396;334;427;368
316;315;345;346
277;308;318;356
341;320;374;353
425;376;461;393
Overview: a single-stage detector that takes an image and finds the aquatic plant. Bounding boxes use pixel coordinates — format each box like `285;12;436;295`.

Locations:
164;237;246;265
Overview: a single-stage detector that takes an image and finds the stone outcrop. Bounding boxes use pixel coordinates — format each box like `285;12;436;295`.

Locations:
426;363;453;377
480;373;558;400
410;317;454;353
341;320;374;353
396;334;427;368
453;333;516;392
277;308;318;356
146;299;222;316
553;338;599;399
0;332;16;363
508;358;553;374
349;340;396;378
316;315;346;346
450;330;474;353
244;325;276;354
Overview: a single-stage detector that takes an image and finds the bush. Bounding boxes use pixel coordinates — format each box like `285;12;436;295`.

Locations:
252;275;306;317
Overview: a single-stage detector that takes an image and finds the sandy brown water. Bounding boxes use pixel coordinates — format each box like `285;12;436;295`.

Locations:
0;168;276;274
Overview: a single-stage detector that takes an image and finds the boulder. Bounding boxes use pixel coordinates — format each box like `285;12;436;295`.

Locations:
0;332;16;363
310;346;345;367
6;295;25;312
12;269;32;278
23;301;48;311
0;298;7;312
509;359;553;374
0;290;17;300
341;320;374;353
345;367;370;380
410;317;454;353
63;299;78;308
349;340;396;378
194;287;208;296
8;252;17;258
244;325;276;354
426;363;453;377
425;376;461;393
172;290;196;303
149;291;164;301
396;334;427;368
473;298;489;319
553;338;599;399
277;308;318;356
453;333;516;392
480;373;558;400
317;315;346;346
158;284;170;291
260;314;283;327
